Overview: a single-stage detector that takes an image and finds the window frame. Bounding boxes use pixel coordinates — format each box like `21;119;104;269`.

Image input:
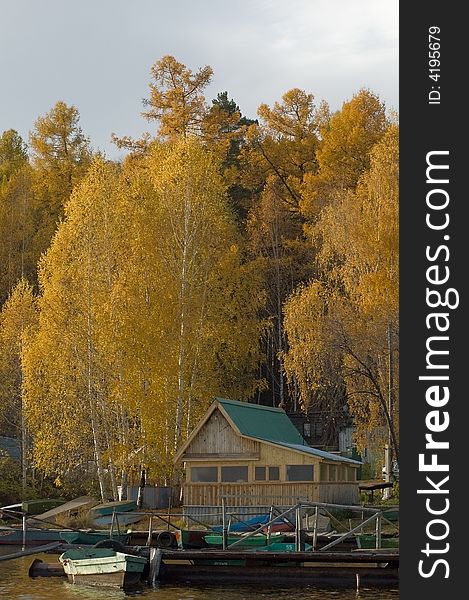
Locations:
285;464;315;482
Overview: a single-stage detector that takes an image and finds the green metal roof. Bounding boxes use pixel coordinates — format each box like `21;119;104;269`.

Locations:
276;442;362;465
217;398;306;446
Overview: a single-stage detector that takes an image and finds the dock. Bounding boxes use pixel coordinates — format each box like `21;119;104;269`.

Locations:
150;548;399;587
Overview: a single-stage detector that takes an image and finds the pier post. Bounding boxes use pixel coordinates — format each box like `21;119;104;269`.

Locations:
267;505;273;545
148;547;163;585
312;506;319;551
147;514;154;546
375;512;382;549
295;504;304;551
221;496;227;550
22;513;27;550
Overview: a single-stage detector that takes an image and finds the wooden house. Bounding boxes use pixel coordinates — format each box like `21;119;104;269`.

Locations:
174;398;361;511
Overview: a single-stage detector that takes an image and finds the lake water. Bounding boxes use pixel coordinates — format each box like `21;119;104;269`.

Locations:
0;548;399;599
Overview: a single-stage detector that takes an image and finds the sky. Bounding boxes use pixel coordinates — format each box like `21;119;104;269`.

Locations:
0;0;398;159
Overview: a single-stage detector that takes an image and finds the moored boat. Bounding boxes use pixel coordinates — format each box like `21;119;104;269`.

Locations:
175;528;210;549
356;534;399;549
58;548;147;588
88;500;145;527
59;530;129;545
0;526;68;546
211;514;294;533
89;500;137;516
21;499;66;515
91;512;146;527
204;532;285;548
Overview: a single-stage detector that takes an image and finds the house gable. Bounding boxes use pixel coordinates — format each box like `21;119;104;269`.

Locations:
183;408;259;460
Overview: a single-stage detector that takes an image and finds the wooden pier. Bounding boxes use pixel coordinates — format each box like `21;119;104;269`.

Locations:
150;548;399;587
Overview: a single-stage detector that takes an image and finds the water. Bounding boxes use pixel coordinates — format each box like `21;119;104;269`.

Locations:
0;548;399;599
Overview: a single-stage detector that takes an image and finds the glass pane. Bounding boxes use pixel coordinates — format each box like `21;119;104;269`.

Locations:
286;464;314;481
268;466;280;481
255;466;266;481
320;463;328;480
221;466;248;482
191;466;217;482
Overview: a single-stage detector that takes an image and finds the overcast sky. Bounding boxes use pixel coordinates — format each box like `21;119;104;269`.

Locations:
0;0;398;158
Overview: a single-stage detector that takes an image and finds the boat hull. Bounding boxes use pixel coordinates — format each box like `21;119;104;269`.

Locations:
0;527;67;546
64;569;143;588
59;549;147;589
91;513;145;527
21;499;66;515
59;530;129;545
204;532;285;548
356;534;399;549
89;500;137;516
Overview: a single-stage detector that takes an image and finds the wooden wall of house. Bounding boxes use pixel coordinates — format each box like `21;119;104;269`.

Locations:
183;442;357;484
187;409;259;456
182;481;358;507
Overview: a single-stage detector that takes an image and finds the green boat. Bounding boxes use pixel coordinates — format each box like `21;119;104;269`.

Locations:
21;499;66;515
88;500;137;516
59;530;129;545
356;534;399;549
382;508;399;522
58;548;147;588
204;532;285;548
259;541;313;552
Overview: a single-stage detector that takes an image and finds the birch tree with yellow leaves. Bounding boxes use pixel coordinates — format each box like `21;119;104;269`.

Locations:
0;279;37;491
22;158;124;500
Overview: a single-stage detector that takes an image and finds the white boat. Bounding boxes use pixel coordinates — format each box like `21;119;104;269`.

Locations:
58;548;147;588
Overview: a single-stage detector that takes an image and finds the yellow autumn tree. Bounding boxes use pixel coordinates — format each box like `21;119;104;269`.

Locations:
284;124;399;460
301;88;388;221
242;88;329;210
22;158;125;500
131;138;265;459
0;279;37;491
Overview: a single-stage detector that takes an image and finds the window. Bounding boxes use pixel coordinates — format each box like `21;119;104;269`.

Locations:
255;466;266;481
329;465;337;481
320;463;328;480
268;466;280;481
286;464;314;481
221;466;248;482
303;422;311;437
191;466;217;482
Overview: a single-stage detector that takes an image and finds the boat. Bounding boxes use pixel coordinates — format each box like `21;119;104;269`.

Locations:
21;499;66;515
128;529;178;548
175;528;210;549
27;496;97;525
259;541;313;552
204;531;285;548
88;500;145;527
356;534;399;549
212;514;294;533
0;526;69;546
91;512;146;527
59;530;129;545
58;547;147;588
382;507;399;522
89;500;137;517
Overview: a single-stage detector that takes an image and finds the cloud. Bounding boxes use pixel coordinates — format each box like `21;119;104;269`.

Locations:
0;0;398;155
